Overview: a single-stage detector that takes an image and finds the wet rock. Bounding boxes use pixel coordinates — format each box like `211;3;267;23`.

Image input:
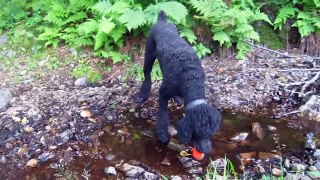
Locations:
208;158;227;169
26;159;38;167
300;176;312;180
314;161;320;170
258;152;280;160
313;149;320;158
284;159;291;169
161;153;171;166
105;153;117;161
0;156;7;164
285;173;302;180
179;157;200;168
252;122;265;140
267;125;277;132
238;152;257;165
119;163;158;179
168;126;177;137
186;166;203;174
299;95;320;121
230;132;248;142
104;166;117;175
308;166;317;171
167;139;186;152
74;77;87;86
5;143;13;149
57;129;72;145
304;132;316;150
290;163;306;171
255;165;265;173
117;128;130;136
17;146;28;155
0;89;12;109
141;130;155;138
38;152;55;162
271;168;282;177
171;175;182;180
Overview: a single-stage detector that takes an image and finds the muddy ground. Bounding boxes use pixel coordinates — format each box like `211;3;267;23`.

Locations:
1;35;320;179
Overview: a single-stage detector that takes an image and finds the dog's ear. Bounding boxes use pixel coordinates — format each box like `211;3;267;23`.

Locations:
194;105;222;138
177;115;193;144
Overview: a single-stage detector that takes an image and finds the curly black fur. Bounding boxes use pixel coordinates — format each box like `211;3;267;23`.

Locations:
134;11;222;153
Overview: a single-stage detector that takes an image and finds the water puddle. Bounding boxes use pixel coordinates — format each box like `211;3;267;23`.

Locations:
4;109;313;179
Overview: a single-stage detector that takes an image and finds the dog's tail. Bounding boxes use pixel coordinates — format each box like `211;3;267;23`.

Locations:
158;10;167;21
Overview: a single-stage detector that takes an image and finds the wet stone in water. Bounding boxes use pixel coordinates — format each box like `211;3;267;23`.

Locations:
230;132;248;142
313;149;320;158
267;125;277;132
186;166;203;174
290;163;306;171
271;168;282;177
171;175;182;180
207;158;227;169
179;157;200;168
104;166;117;175
167;139;186;152
161;153;171;166
252;122;264;140
141;130;155;138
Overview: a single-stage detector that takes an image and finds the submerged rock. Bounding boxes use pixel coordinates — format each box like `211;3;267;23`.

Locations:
230;132;249;142
167;139;186;152
141;130;155;138
118;163;158;179
291;163;306;171
179;157;200;168
304;132;316;150
186;166;203;174
207;158;227;169
252;122;265;140
104;166;117;175
171;175;182;180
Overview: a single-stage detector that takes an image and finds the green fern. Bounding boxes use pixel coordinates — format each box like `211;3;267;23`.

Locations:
119;9;146;31
274;6;298;30
144;1;188;25
180;28;197;44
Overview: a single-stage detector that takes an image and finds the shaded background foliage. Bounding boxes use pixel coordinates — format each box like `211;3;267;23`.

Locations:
0;0;319;62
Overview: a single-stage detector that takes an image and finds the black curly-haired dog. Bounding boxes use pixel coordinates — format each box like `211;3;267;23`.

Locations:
134;11;222;154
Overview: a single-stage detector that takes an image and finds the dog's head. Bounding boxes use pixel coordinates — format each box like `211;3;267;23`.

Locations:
177;104;222;154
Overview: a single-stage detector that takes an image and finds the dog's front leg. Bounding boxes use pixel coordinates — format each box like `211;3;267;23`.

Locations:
156;86;170;144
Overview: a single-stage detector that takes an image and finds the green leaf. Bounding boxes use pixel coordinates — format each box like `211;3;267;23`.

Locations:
110;25;126;42
297;12;312;20
119;9;146;31
99;18;115;34
92;0;112;16
78;19;99;35
180;28;197;44
274;6;298;30
94;31;106;50
213;32;231;46
159;2;188;24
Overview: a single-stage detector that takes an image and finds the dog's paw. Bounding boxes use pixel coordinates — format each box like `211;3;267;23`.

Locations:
156;130;169;144
133;94;148;104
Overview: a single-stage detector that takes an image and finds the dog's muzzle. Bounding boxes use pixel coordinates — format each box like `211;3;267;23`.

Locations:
185;99;207;111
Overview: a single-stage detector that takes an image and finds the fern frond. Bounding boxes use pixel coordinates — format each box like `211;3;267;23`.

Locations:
253;9;272;25
312;17;320;29
190;0;226;17
44;12;65;26
274;6;298;30
119;9;146;31
144;4;161;25
99;18;115;34
213;31;231;46
180;28;197;44
94;31;107;50
109;1;130;14
110;25;126;42
64;11;87;24
158;2;188;24
78;19;99;35
92;0;112;16
293;20;315;37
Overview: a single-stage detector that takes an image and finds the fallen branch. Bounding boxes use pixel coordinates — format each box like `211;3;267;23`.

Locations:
245;41;297;58
246;68;320;72
299;71;320;97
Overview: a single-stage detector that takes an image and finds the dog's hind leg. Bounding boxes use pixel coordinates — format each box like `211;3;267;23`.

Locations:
156;84;171;144
134;35;156;104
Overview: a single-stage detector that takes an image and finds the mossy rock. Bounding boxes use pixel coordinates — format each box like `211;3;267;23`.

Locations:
255;22;286;50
